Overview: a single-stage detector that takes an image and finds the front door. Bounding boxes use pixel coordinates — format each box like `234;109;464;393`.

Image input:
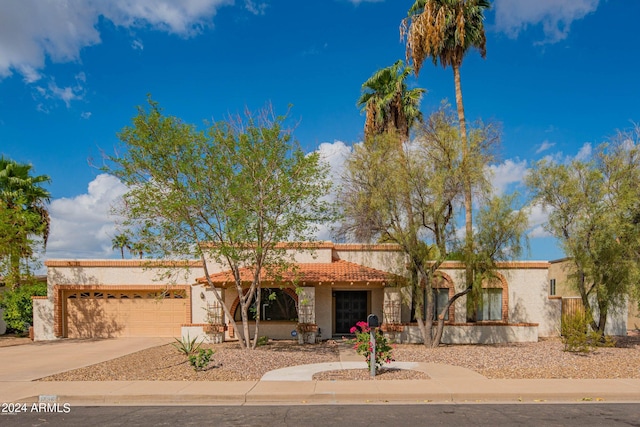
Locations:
334;291;368;334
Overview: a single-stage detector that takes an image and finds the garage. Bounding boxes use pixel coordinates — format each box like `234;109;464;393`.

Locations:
64;288;189;338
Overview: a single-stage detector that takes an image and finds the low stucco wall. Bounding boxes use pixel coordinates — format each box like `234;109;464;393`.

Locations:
0;308;6;335
32;297;55;341
391;323;539;344
629;300;640;331
187;322;299;342
593;299;628;336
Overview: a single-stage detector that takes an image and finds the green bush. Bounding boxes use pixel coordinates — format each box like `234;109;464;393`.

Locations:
256;335;269;346
561;311;615;352
0;281;47;334
188;348;214;371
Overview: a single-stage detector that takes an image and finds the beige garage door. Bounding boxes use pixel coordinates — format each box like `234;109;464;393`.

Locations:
65;289;188;338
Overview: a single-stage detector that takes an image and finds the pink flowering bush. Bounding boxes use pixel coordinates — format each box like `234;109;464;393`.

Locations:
349;321;394;372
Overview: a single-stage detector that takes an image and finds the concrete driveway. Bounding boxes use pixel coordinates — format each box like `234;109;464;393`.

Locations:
0;337;169;381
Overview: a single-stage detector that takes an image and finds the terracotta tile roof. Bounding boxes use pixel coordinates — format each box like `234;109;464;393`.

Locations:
197;260;403;285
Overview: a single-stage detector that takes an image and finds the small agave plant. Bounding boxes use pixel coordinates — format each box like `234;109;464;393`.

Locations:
172;333;203;356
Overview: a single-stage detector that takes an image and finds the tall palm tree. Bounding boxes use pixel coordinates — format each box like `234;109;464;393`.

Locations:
0;156;51;286
357;60;426;141
111;233;132;259
401;0;490;288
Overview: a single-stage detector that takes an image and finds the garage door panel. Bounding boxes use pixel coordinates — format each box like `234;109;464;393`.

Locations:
65;290;187;338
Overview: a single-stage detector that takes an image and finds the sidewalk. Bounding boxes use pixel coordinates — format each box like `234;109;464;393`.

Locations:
1;339;639;406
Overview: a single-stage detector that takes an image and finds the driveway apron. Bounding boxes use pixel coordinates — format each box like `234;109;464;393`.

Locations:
0;337;169;381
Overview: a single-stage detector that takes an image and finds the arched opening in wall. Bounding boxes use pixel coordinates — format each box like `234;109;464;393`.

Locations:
232;288;298;322
411;272;455;323
467;273;509;323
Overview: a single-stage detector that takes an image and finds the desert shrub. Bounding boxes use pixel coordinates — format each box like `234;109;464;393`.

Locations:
256;335;269;346
0;281;47;334
188;348;214;371
561;311;615;352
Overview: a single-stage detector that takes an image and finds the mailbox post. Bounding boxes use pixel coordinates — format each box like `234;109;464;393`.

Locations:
367;314;379;378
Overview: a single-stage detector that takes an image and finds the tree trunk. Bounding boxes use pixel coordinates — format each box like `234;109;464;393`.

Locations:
453;64;474;291
432;287;472;347
200;253;242;349
575;267;599;332
251;286;261;349
596;294;608;335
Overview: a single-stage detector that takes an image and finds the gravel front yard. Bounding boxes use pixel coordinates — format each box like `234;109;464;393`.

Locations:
39;335;640;382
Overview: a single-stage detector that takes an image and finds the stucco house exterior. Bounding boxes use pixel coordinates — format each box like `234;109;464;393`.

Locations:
32;242;626;343
548;258;637;333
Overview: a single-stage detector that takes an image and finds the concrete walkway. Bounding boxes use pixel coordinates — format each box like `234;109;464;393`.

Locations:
261;342;486;381
1;338;640;405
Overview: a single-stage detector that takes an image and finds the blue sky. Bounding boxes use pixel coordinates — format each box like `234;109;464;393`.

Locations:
1;0;638;262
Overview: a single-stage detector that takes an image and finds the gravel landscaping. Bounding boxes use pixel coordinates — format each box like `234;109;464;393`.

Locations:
38;335;640;382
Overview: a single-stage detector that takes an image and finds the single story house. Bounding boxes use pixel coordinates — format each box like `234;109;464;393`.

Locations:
32;242;628;344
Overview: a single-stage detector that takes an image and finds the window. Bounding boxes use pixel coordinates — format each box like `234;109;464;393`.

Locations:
549;279;556;296
477;288;502;321
411;288;450;321
234;288;297;322
434;288;450;320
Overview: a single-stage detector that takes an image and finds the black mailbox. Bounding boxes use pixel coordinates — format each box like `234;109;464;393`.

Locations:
367;314;379;328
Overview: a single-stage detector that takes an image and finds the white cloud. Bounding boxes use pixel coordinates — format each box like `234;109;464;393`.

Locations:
574;142;592;162
46;174;127;259
314;140;353;241
33;73;87;108
527;202;552;238
0;0;233;81
81;111;92;120
317;140;352;180
131;39;144;51
493;0;599;44
535;140;555;154
487;158;528;196
244;0;268;15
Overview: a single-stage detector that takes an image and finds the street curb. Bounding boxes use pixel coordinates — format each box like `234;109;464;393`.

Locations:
7;378;640;406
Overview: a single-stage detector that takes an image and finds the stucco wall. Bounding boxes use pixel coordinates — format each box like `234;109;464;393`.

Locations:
629;301;640;331
46;261;203;294
315;285;332;339
398;324;539;344
334;246;406;276
0;308;6;335
435;264;556;337
191;286;226;324
32;297;55;341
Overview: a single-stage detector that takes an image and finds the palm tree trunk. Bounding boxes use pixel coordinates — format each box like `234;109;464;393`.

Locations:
453;63;474;290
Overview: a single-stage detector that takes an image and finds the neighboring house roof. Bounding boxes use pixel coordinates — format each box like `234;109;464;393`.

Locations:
197;260;403;286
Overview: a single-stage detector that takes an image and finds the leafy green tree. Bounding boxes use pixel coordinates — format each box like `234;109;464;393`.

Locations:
340;106;519;347
0;157;50;288
108;99;334;349
401;0;491;292
0;279;47;333
357;60;426;141
527;129;640;334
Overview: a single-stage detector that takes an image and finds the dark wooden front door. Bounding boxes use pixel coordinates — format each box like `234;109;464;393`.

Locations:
335;291;368;334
